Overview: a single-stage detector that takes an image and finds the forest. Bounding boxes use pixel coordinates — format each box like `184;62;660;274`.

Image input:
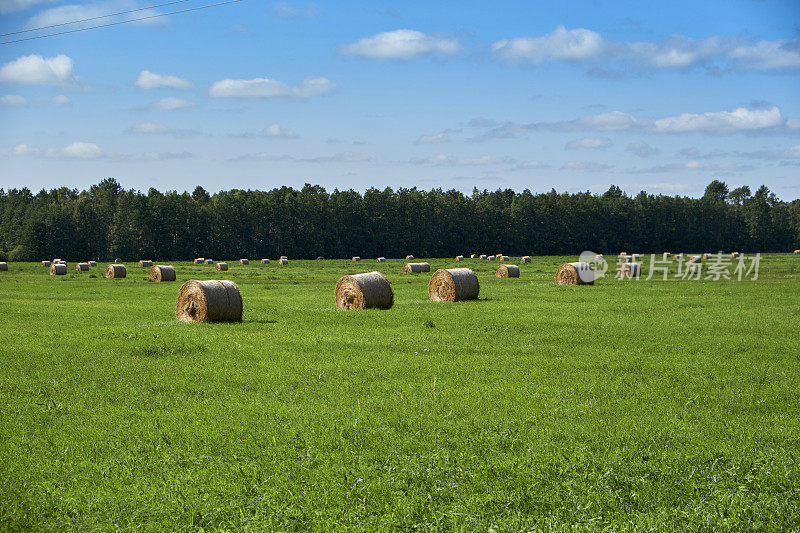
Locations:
0;178;797;261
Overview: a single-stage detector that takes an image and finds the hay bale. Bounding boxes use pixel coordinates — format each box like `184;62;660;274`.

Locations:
239;259;249;265
674;253;684;261
499;255;509;261
0;262;7;271
352;256;361;262
702;253;712;260
52;258;61;263
731;252;740;259
279;258;288;265
106;264;126;278
335;271;393;310
176;280;242;323
205;259;213;265
487;255;496;261
261;258;270;264
619;262;641;278
470;254;477;259
794;250;800;254
75;262;89;272
194;258;204;264
619;252;627;256
555;262;594;285
688;255;702;264
496;264;520;278
619;255;630;263
479;254;487;260
455;255;464;261
405;255;414;260
41;260;51;267
316;256;324;260
150;265;176;282
377;257;386;262
403;262;430;273
88;261;97;267
521;256;531;263
50;263;67;275
215;262;228;271
663;252;671;261
429;268;479;301
138;260;153;268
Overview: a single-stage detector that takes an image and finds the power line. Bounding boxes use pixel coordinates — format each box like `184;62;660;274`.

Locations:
0;0;245;45
1;0;192;37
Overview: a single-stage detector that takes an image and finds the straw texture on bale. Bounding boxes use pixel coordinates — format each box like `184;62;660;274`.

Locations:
377;257;386;262
403;262;430;273
496;264;520;278
703;253;712;260
50;263;67;275
688;255;702;264
619;262;641;278
150;265;176;282
261;259;270;264
555;262;594;285
138;260;153;268
239;259;249;265
279;258;288;265
487;255;496;261
106;264;127;278
215;262;228;271
75;262;89;272
0;262;7;271
176;280;243;323
194;258;204;264
88;261;97;267
335;271;394;310
429;268;479;302
479;254;487;260
41;260;51;267
205;259;213;264
352;256;361;262
521;256;531;263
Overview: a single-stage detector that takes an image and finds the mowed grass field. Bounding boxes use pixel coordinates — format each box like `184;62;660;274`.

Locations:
1;255;799;531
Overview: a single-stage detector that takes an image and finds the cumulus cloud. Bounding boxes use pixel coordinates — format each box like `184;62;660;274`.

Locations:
0;94;27;106
491;26;800;72
0;54;74;85
261;124;298;138
565;137;612;150
209;76;335;98
135;70;192;89
51;94;70;105
46;141;103;159
626;142;660;157
26;1;163;30
561;161;614;172
340;29;461;59
149;97;193;110
415;132;450;144
652;107;783;133
408;154;514;166
1;143;39;156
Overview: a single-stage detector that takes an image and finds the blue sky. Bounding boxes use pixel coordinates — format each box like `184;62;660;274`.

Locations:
1;0;799;198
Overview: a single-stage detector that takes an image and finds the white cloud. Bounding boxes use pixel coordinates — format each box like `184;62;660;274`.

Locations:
261;124;297;138
129;122;166;134
652;107;784;133
409;154;514;166
415;132;450;144
625;142;660;157
47;141;103;159
135;70;192;90
340;29;461;59
127;122;200;138
512;160;549;170
0;94;27;106
51;94;70;105
492;26;606;64
1;143;39;156
678;147;728;159
150;97;192;110
209;76;335;98
26;1;163;29
565;137;612;150
0;54;74;85
0;0;53;14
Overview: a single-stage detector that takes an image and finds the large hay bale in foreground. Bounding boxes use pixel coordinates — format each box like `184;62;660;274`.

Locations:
194;258;204;264
50;263;67;275
555;262;594;285
75;262;89;272
176;280;243;323
138;260;153;268
0;262;7;271
377;257;386;262
429;268;479;302
239;259;249;265
335;271;393;310
496;264;520;278
215;262;228;271
403;262;430;273
261;259;270;264
150;265;176;282
279;258;288;265
106;264;126;278
521;256;531;263
88;261;97;267
41;260;51;267
352;256;361;262
619;262;641;278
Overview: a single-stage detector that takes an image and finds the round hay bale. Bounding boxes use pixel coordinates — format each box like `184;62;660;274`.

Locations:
377;257;386;262
479;254;487;260
619;252;627;256
403;262;430;273
0;262;7;271
215;262;228;271
455;255;464;261
335;271;393;310
521;256;531;263
205;259;213;265
138;260;153;268
619;262;641;278
429;268;479;302
41;260;51;267
619;255;630;263
470;254;477;259
279;258;288;265
50;263;67;275
261;258;270;264
663;252;671;261
496;264;520;278
88;261;97;267
352;256;361;262
500;255;509;261
280;255;288;259
794;250;800;254
487;255;496;261
114;258;121;263
52;258;61;263
194;258;204;264
239;259;249;265
75;262;89;272
555;262;594;285
688;255;702;264
731;252;740;259
316;256;324;260
702;253;712;260
106;264;126;278
150;265;176;282
405;255;414;260
176;280;243;323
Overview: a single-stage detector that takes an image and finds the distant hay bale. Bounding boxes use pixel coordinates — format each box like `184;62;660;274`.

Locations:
470;254;477;259
496;264;520;278
335;271;394;310
316;256;324;260
41;260;51;267
479;255;487;260
499;255;509;261
52;258;61;263
88;261;97;267
521;256;531;263
215;262;228;271
239;259;249;265
555;262;594;285
105;264;126;278
176;280;242;323
731;252;740;259
674;253;684;262
688;255;702;264
377;257;386;262
205;259;213;264
405;255;414;260
702;253;712;260
50;263;67;275
619;262;641;278
487;255;496;261
0;262;7;271
75;262;89;272
619;255;630;263
619;252;627;256
455;255;464;261
279;258;288;265
663;252;671;261
261;258;270;264
794;250;800;254
138;260;153;268
403;262;430;273
429;268;479;302
194;258;204;264
150;265;176;282
352;256;361;262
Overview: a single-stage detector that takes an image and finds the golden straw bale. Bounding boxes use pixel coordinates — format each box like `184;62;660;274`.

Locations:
405;255;414;260
496;264;520;278
335;271;393;310
521;256;531;263
50;263;66;275
138;260;153;268
429;268;479;301
75;263;89;272
479;254;487;260
88;261;97;267
555;262;594;285
205;259;213;264
150;265;176;282
176;280;242;322
377;257;386;262
618;262;642;278
41;260;51;267
403;262;430;273
455;255;464;261
215;262;228;271
352;256;361;262
239;259;249;265
487;255;496;261
105;264;126;278
279;258;288;265
261;258;270;264
194;258;204;264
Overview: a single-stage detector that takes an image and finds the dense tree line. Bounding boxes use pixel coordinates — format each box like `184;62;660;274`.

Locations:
0;178;797;261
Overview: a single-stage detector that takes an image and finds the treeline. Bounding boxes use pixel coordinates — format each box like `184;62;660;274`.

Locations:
0;178;798;261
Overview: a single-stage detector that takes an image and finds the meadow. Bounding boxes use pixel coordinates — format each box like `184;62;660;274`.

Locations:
0;255;798;531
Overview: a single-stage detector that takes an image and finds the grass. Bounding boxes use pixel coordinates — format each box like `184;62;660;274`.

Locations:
0;255;798;531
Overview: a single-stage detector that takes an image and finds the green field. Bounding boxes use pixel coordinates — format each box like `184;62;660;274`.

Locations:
1;255;799;531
